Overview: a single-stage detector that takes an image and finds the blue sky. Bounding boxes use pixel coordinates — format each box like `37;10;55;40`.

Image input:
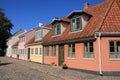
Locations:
0;0;104;34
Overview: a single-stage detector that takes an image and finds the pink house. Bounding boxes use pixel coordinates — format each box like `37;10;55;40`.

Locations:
18;29;35;60
42;0;120;75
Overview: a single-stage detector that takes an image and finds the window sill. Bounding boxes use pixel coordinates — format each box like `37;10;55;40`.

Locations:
33;54;42;57
44;56;49;58
70;30;82;34
51;56;56;58
83;58;94;60
109;58;120;60
52;34;61;37
67;57;76;59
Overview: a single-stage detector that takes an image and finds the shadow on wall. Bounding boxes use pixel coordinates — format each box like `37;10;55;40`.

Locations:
0;62;12;66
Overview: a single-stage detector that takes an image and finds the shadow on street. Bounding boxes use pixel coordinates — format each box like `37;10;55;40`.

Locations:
0;62;12;66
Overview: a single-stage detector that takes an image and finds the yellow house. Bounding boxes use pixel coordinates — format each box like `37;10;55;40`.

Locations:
27;23;52;63
27;42;43;63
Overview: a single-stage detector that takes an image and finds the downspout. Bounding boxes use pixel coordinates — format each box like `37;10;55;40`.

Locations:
95;32;103;75
98;32;103;75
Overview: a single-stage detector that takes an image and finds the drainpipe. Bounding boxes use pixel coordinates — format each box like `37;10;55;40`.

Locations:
98;32;103;75
95;32;103;75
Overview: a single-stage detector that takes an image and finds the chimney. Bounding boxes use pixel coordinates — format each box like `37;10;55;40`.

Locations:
84;2;89;10
39;23;43;27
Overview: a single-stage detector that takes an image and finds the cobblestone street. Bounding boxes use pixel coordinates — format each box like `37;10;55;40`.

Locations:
0;57;120;80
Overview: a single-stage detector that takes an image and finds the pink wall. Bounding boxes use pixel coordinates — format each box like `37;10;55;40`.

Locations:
18;42;25;49
19;54;27;60
44;45;59;65
101;37;120;71
12;54;17;58
44;37;120;72
64;42;99;71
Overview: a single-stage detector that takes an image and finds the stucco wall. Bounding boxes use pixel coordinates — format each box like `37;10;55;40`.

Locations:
27;44;43;63
100;37;120;71
64;41;99;71
44;45;59;65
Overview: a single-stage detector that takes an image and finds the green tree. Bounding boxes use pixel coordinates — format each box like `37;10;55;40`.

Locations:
0;8;13;56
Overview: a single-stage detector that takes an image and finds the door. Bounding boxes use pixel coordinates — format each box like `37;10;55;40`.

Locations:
28;48;30;59
59;45;64;66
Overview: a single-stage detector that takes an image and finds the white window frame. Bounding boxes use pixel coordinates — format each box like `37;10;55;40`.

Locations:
70;16;82;32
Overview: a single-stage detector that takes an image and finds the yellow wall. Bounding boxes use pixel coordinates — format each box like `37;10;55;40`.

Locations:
27;44;43;63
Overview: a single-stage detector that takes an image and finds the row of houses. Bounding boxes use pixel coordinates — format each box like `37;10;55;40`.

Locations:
6;0;120;75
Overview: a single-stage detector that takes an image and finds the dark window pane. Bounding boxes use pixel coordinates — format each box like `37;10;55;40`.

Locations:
110;47;114;52
90;42;93;46
110;42;114;46
90;47;93;52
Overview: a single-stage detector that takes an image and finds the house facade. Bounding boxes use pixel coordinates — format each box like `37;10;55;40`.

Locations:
27;23;52;63
16;29;35;60
42;0;120;75
6;29;25;57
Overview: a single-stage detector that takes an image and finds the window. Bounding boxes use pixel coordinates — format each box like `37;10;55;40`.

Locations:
31;48;34;54
51;46;56;57
71;16;82;32
54;24;61;35
40;48;42;55
68;43;75;58
45;46;49;56
35;48;38;55
19;37;25;42
109;41;120;59
84;42;94;58
35;29;42;41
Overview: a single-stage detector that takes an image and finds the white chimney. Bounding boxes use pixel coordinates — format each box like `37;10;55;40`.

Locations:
84;2;89;10
39;23;43;27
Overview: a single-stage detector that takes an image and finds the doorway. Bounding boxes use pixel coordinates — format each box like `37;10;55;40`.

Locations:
59;45;64;66
28;48;30;59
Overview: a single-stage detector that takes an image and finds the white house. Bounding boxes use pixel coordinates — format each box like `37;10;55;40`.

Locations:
6;29;26;57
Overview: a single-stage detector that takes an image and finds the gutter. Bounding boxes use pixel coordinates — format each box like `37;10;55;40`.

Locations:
43;36;96;46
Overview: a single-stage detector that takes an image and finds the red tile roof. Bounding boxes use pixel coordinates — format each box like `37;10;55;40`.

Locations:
27;23;53;46
26;36;35;45
12;41;19;48
42;0;120;45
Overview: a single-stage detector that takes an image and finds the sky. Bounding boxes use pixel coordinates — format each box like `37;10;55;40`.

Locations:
0;0;104;34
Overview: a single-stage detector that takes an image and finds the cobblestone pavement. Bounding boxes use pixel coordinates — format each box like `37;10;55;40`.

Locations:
0;57;120;80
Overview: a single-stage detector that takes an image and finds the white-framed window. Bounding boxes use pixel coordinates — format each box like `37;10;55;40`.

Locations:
54;24;61;36
84;42;94;58
35;29;42;41
40;48;42;55
109;41;120;59
31;48;34;54
68;43;75;58
35;48;38;55
51;46;56;57
70;16;82;32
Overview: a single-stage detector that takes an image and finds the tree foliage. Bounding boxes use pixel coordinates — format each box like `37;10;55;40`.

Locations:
0;8;13;56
